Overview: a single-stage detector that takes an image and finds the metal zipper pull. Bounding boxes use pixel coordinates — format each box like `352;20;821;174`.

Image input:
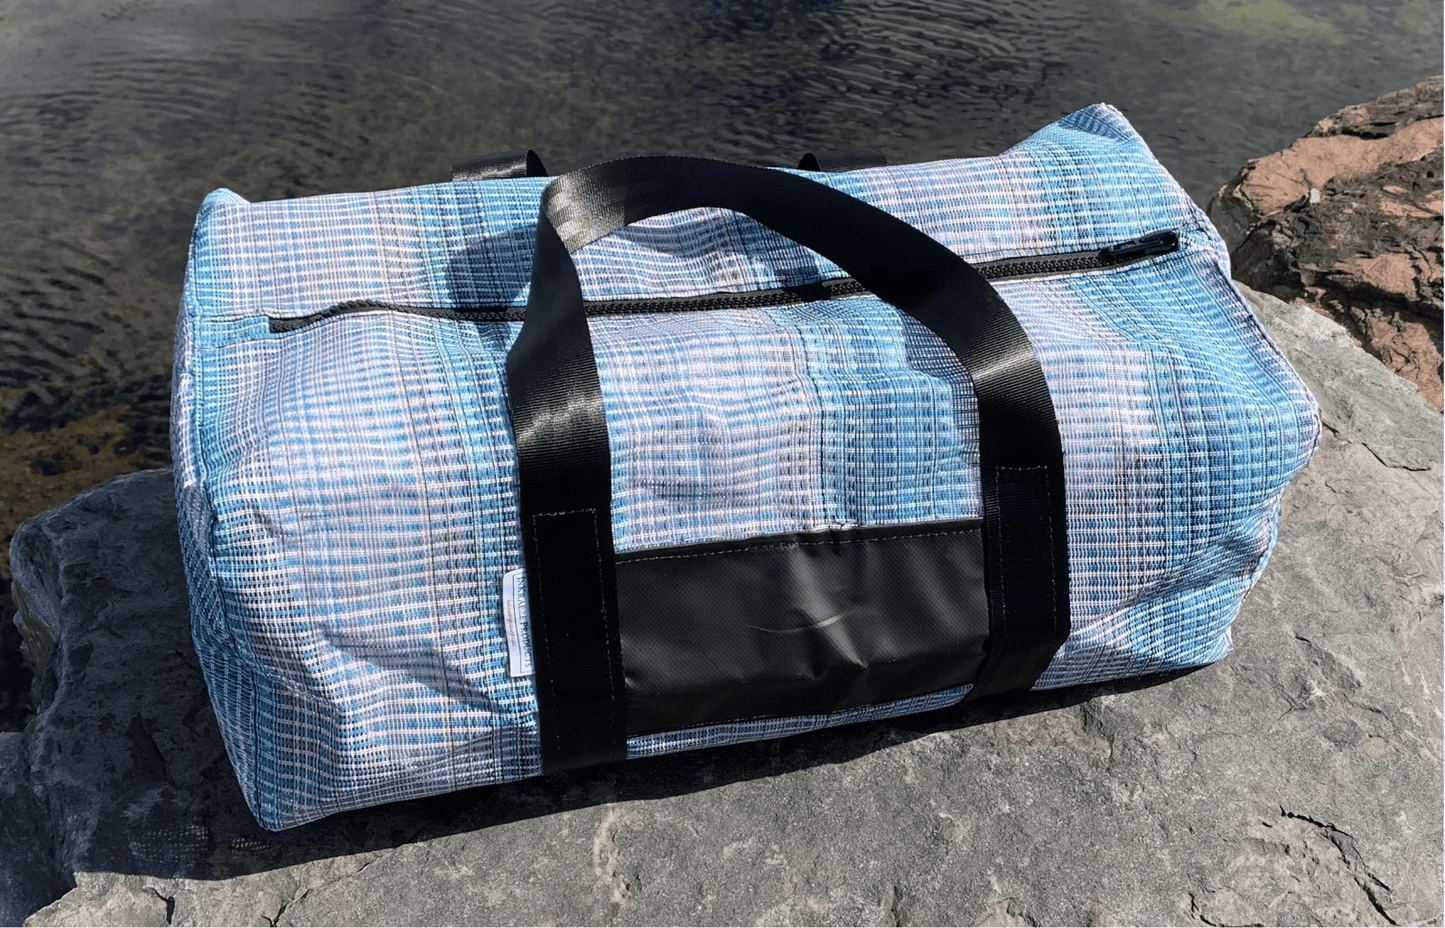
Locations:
1098;230;1179;265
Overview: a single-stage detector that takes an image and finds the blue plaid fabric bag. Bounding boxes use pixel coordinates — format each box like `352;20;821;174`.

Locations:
172;104;1319;830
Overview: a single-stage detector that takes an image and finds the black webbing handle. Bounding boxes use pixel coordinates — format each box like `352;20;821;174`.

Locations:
507;157;1069;773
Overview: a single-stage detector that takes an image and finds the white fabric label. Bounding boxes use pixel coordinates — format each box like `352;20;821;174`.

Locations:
501;568;534;678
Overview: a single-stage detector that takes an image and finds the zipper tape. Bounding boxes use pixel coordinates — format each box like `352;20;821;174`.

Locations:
269;230;1181;333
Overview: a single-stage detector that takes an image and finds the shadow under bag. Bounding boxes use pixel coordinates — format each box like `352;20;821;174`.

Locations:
172;104;1320;830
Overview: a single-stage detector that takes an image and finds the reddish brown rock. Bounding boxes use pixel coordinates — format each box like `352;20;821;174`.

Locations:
1210;77;1444;411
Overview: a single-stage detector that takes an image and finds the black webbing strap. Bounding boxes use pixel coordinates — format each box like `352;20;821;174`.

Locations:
452;149;549;181
507;157;1069;772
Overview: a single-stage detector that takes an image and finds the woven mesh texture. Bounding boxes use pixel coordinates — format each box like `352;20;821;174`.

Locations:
173;104;1318;829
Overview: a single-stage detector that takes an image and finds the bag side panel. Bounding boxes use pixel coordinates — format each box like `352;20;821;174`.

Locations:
1002;245;1318;688
174;189;266;819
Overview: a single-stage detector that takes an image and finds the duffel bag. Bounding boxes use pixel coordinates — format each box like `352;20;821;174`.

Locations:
171;104;1319;830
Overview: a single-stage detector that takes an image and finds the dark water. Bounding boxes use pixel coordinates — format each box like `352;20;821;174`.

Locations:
0;0;1440;430
0;0;1440;726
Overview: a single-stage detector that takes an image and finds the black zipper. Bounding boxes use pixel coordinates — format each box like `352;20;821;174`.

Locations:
269;229;1180;333
974;229;1179;279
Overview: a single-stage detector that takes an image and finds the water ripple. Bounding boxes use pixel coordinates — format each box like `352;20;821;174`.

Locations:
0;0;1436;433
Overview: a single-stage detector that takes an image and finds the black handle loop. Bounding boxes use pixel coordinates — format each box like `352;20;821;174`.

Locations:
507;157;1069;773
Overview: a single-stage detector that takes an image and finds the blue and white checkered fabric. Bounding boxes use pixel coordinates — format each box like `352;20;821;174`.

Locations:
173;105;1319;829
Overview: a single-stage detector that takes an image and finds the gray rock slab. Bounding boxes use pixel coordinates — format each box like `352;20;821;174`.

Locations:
7;286;1443;926
1239;282;1442;471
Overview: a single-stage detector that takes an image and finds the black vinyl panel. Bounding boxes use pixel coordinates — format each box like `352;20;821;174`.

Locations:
616;521;989;736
